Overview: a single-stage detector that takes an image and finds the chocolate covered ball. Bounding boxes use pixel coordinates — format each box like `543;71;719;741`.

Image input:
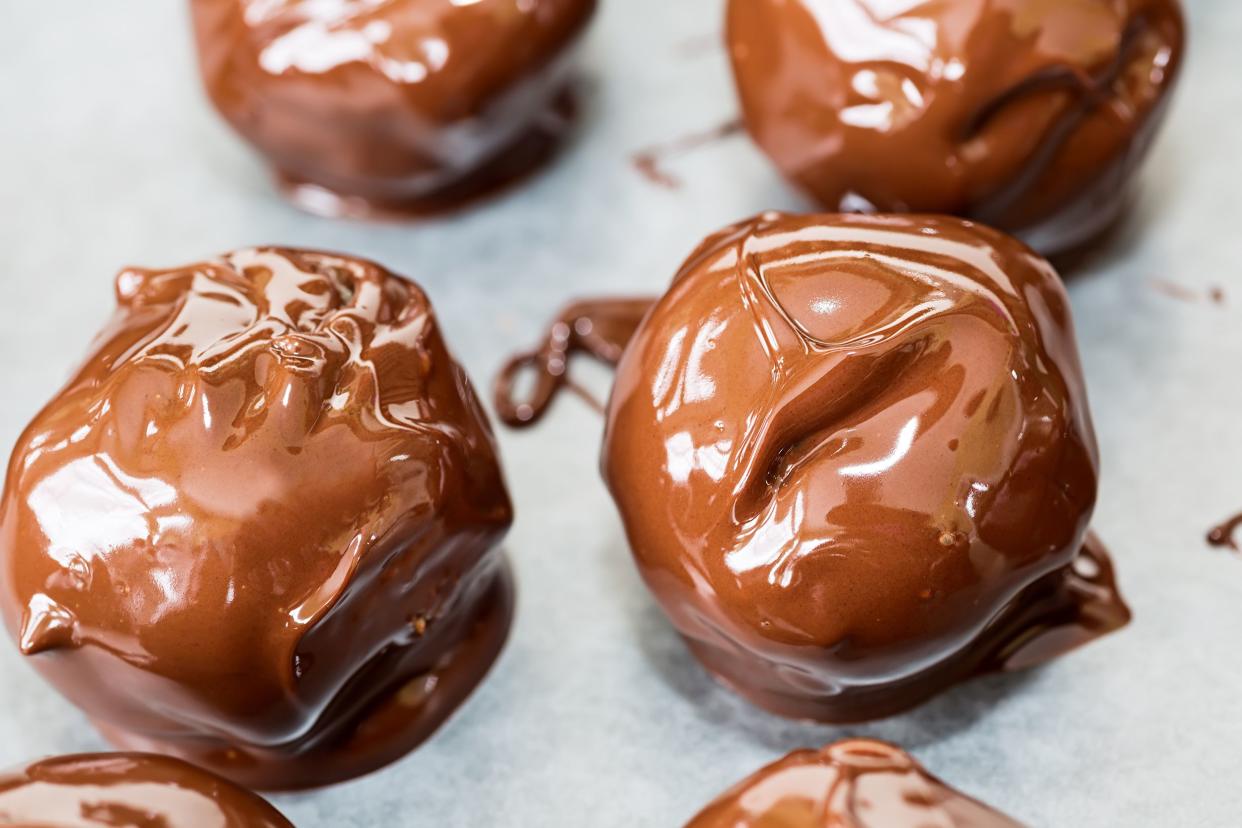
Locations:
0;249;513;789
686;739;1021;827
0;753;293;827
602;212;1128;722
191;0;597;216
727;0;1185;255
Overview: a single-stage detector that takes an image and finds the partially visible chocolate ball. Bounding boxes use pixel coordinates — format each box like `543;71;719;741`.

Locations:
191;0;597;216
727;0;1185;255
686;740;1022;827
0;249;513;790
0;753;293;827
603;212;1129;723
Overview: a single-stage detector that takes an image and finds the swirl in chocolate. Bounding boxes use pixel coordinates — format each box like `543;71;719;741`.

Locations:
602;212;1128;722
190;0;597;217
726;0;1185;255
0;753;293;828
0;249;514;790
686;739;1023;827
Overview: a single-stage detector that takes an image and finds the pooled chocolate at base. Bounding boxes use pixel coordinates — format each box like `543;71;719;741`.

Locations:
0;753;293;827
494;298;654;427
190;0;597;218
0;249;514;790
685;739;1024;828
602;212;1129;722
94;561;514;792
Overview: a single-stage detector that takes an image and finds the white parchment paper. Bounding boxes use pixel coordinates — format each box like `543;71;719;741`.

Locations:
1;1;1240;825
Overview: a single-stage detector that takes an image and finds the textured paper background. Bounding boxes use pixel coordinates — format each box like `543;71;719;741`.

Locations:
1;2;1240;825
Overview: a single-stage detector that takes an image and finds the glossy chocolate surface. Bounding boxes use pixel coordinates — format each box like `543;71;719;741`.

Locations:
727;0;1185;255
0;753;292;827
686;739;1023;827
602;212;1129;722
191;0;596;216
0;249;513;790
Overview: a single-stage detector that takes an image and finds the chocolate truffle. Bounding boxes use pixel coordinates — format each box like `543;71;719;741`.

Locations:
0;249;514;790
602;212;1129;722
0;753;293;827
686;739;1022;827
190;0;597;216
726;0;1185;255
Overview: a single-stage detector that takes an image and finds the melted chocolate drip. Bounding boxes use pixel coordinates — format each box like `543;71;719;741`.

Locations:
494;298;654;427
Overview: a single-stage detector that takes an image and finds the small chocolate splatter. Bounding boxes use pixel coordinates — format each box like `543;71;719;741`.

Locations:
1207;512;1242;553
1150;279;1227;305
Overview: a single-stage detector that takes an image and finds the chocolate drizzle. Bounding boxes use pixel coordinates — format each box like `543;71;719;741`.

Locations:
686;739;1025;827
633;120;743;189
726;0;1186;255
964;15;1151;230
494;298;653;427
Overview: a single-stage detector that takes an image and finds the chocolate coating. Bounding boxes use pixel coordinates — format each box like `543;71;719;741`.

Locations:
0;753;292;827
727;0;1185;255
602;212;1129;722
686;739;1023;827
0;249;513;790
191;0;596;216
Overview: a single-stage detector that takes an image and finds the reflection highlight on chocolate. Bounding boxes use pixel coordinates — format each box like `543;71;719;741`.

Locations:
0;753;293;828
190;0;597;217
726;0;1185;255
0;249;514;790
601;212;1129;722
685;739;1024;828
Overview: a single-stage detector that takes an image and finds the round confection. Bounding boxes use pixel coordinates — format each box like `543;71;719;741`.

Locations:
0;249;513;790
726;0;1185;255
602;212;1128;722
191;0;597;216
0;753;293;827
685;739;1021;827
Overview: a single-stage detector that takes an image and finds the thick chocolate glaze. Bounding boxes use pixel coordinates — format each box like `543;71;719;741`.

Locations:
494;298;654;427
0;249;514;790
191;0;596;217
0;753;292;827
602;212;1129;722
686;739;1023;827
726;0;1185;255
